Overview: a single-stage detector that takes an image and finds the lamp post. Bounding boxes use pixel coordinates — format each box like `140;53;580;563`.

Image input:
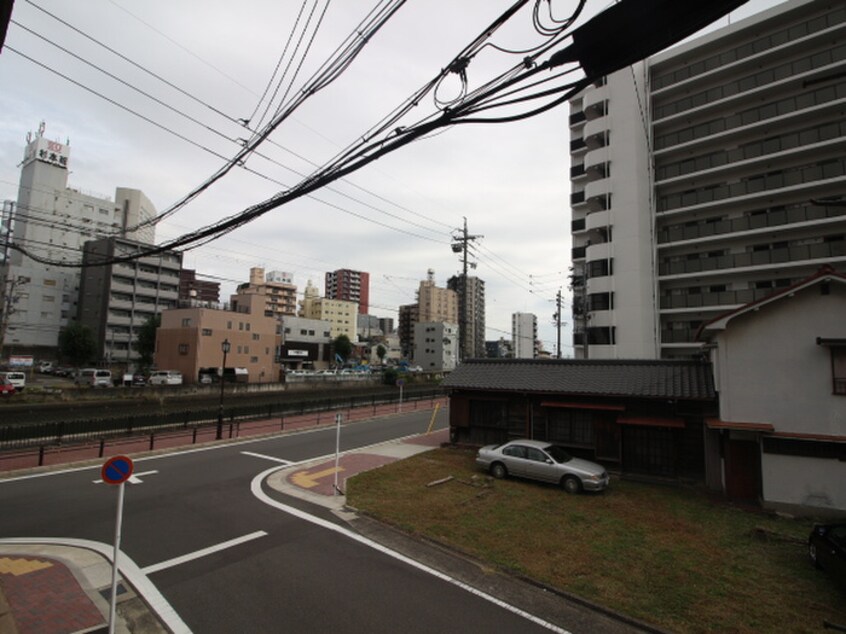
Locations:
216;338;230;440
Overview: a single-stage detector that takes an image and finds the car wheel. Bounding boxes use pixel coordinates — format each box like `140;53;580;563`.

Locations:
809;542;821;569
562;475;582;494
490;462;507;479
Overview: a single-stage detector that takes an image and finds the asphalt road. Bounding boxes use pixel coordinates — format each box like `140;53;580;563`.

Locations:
0;410;566;633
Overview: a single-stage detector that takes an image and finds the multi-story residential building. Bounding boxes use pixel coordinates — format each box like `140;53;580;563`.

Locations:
279;315;333;370
230;267;297;318
397;270;459;359
78;237;181;365
1;123;156;355
413;321;458;373
568;0;846;359
179;269;220;304
155;307;279;384
485;338;513;359
447;274;485;360
325;269;370;314
298;280;358;341
512;312;538;359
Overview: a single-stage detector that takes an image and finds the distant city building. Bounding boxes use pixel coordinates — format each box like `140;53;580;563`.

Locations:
447;274;485;361
78;237;181;366
357;314;383;340
1;123;157;355
485;338;512;359
179;269;220;303
279;315;333;370
413;321;458;373
325;268;370;314
155;307;279;384
299;279;358;341
568;0;846;359
512;312;538;359
231;267;297;318
397;270;458;359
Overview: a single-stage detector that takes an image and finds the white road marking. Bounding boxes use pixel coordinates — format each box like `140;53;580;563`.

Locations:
0;537;191;633
142;531;268;575
250;467;570;634
240;451;294;465
92;470;158;485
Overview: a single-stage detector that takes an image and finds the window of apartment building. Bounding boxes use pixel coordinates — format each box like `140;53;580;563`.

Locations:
237;345;242;354
284;327;291;334
227;320;233;329
239;322;244;331
246;323;251;331
178;343;189;355
43;295;54;302
324;331;331;337
252;333;260;341
202;329;212;336
300;329;308;336
250;357;259;363
181;318;191;327
308;330;315;336
43;279;56;286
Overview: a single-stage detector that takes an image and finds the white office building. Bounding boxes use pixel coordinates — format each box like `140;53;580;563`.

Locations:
568;0;846;359
2;124;157;354
512;312;538;359
413;321;458;373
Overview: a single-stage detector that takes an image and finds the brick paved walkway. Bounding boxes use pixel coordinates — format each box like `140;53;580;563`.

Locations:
0;556;104;634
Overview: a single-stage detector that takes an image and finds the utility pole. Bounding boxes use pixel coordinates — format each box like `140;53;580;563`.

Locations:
555;289;563;359
451;217;482;363
0;274;27;360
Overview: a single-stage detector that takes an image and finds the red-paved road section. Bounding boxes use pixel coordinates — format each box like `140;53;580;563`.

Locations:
0;556;104;634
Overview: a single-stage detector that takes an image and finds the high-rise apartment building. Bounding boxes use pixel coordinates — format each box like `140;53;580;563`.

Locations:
512;312;538;359
325;269;369;314
1;123;156;354
569;0;846;359
230;267;297;318
78;237;181;365
179;269;220;304
447;274;485;360
398;270;458;359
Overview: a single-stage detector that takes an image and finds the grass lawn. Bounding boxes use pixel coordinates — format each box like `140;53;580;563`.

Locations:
346;447;846;633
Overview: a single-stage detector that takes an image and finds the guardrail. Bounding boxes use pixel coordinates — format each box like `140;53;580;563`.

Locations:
0;391;447;473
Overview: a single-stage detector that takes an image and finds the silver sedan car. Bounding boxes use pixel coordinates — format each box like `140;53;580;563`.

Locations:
476;439;609;494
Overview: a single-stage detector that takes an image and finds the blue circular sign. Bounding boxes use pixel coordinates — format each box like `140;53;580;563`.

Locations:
101;455;134;485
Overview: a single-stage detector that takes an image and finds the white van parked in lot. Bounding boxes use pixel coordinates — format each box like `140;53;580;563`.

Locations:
74;368;112;388
148;370;183;386
0;371;26;391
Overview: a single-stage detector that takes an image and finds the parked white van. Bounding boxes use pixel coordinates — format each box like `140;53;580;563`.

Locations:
74;368;112;388
0;371;26;391
149;370;183;386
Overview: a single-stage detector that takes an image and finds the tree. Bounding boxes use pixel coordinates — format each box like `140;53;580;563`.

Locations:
135;313;160;368
376;344;386;365
58;321;97;367
333;334;352;364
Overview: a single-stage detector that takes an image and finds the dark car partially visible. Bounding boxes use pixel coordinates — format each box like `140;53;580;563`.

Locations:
809;523;846;587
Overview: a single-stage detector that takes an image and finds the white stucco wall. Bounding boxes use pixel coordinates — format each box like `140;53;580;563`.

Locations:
762;453;846;511
714;282;846;436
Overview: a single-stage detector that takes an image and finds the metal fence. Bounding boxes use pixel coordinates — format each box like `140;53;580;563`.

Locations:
0;388;444;450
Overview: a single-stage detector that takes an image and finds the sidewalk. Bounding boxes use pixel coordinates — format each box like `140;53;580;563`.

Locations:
267;427;450;509
0;427;450;634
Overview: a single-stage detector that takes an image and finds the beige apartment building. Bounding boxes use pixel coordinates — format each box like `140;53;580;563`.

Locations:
298;280;358;341
230;267;297;318
155;307;280;384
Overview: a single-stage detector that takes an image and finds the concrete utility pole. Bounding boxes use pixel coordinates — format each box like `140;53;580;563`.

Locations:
554;289;563;359
0;274;27;359
451;217;482;363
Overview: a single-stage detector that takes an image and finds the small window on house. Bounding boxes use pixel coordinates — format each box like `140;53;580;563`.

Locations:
181;318;191;327
239;322;244;331
252;333;260;341
832;347;846;396
227;321;233;329
178;343;189;355
250;357;259;363
202;329;212;336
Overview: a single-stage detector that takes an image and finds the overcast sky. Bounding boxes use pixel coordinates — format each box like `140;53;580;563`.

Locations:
0;0;779;355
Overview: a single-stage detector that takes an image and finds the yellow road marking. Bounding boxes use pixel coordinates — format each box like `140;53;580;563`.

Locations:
291;466;345;489
0;557;54;576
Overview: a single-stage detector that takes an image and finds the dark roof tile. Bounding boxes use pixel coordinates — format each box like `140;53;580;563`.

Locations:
442;359;715;400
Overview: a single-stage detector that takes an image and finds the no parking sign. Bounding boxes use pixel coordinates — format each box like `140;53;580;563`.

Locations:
101;455;134;485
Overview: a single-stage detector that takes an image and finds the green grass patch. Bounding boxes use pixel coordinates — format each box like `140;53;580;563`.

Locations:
347;447;846;633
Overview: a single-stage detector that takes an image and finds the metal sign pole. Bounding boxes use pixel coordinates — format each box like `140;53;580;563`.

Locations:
334;413;342;495
109;481;125;634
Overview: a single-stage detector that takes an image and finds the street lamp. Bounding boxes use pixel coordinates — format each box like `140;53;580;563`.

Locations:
216;338;230;440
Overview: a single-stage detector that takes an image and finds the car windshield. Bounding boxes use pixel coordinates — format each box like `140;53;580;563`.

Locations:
545;445;573;463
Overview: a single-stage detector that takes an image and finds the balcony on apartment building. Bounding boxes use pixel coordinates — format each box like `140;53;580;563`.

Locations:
658;240;846;277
